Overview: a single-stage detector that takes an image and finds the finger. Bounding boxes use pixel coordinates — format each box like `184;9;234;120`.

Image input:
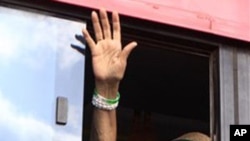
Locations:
99;9;111;39
121;41;137;60
92;11;103;42
112;11;121;41
82;28;95;52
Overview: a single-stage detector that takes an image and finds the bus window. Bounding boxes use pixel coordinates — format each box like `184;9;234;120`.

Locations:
0;5;85;141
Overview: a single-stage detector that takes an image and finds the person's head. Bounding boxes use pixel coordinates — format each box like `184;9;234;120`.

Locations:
174;132;211;141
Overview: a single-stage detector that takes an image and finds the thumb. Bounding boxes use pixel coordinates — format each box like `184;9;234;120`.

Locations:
121;41;137;60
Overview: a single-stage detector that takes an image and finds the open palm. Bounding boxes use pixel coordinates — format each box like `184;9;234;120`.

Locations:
82;9;137;83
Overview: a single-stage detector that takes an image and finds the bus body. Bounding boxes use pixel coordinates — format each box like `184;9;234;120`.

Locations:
0;0;249;141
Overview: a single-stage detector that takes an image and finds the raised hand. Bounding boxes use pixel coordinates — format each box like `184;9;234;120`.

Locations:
82;9;137;98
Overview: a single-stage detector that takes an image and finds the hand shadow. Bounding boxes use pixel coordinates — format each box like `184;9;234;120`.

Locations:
71;34;86;56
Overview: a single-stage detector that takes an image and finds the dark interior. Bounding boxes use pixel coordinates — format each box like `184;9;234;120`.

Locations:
120;45;209;121
118;43;210;140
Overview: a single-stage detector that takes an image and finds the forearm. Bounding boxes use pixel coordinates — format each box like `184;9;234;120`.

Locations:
90;81;119;141
90;108;117;141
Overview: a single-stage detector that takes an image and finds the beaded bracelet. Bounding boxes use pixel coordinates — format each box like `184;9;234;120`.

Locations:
93;89;120;104
92;89;120;110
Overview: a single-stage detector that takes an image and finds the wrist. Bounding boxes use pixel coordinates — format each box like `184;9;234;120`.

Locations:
95;80;120;99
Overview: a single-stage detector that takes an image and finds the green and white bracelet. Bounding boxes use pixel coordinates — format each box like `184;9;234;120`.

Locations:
92;89;120;110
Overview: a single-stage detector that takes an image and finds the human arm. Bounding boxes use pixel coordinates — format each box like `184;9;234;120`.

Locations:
82;9;137;141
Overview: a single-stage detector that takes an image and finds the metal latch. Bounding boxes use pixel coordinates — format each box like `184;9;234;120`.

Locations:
56;96;68;125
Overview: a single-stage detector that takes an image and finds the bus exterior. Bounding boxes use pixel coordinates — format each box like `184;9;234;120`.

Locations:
0;0;249;141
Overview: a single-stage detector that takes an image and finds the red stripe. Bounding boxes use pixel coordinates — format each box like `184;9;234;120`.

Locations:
54;0;250;42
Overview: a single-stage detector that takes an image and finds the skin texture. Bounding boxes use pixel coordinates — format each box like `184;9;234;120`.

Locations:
82;9;137;141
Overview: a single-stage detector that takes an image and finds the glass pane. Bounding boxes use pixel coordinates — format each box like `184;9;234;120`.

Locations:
0;6;86;141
